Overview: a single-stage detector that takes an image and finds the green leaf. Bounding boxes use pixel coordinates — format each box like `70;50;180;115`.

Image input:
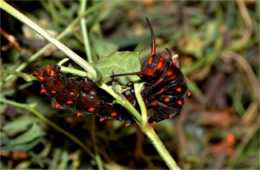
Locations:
2;116;34;136
2;138;42;151
91;34;119;58
95;51;141;84
0;131;42;151
11;123;45;145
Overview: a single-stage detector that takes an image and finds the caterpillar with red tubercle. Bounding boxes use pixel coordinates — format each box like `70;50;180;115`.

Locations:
35;18;190;125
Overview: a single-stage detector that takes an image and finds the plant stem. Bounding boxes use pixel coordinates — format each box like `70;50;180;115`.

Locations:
100;83;142;123
4;2;103;82
0;0;97;80
79;0;94;63
134;83;180;170
0;98;95;159
144;126;180;170
134;83;147;125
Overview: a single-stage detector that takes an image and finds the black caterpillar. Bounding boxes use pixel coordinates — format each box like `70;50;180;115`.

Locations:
36;18;189;126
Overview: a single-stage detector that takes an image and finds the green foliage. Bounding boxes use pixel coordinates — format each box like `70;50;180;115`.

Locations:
95;51;141;84
1;117;45;151
0;0;258;169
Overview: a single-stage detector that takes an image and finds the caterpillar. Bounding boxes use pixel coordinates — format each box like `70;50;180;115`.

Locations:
35;18;189;125
112;18;189;124
35;65;135;126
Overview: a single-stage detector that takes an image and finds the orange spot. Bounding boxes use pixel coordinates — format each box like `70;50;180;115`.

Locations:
99;118;105;122
40;89;47;94
168;113;174;119
173;61;178;67
176;87;182;92
37;75;45;81
156;57;164;70
125;122;130;127
55;103;61;110
110;112;117;117
164;98;170;103
66;100;73;105
49;69;55;77
167;70;173;77
177;100;183;105
88;107;95;112
186;78;189;83
148;57;153;65
45;65;51;73
51;90;56;94
77;112;82;117
187;91;191;96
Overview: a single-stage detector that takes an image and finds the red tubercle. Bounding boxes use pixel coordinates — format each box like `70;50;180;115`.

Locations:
77;112;82;117
66;100;73;105
49;69;55;77
187;91;191;97
168;113;174;119
177;100;183;106
156;57;164;70
164;98;170;103
88;107;95;112
110;112;117;117
176;87;182;92
37;75;45;81
40;89;47;94
45;65;51;73
148;57;153;65
167;70;173;77
51;90;56;94
55;103;61;110
99;117;105;122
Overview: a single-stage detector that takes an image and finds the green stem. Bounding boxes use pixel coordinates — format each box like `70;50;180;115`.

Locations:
134;83;147;125
4;1;104;82
0;0;97;80
0;98;95;159
79;0;94;63
100;83;142;123
144;127;180;170
134;83;180;170
60;66;88;77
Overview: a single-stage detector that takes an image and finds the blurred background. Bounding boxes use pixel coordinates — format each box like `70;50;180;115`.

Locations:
0;0;259;169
